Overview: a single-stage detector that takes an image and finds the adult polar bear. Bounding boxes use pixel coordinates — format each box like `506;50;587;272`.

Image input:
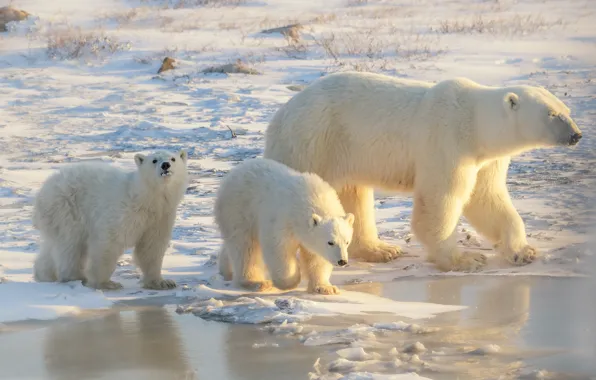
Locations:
264;71;582;271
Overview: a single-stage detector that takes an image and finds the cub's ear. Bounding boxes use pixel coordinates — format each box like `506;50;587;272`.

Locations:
504;93;519;111
345;213;355;227
134;154;146;167
310;213;322;228
179;149;188;162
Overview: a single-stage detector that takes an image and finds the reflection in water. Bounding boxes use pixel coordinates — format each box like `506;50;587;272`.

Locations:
344;275;596;379
222;318;322;380
44;307;193;380
0;276;593;380
427;276;531;334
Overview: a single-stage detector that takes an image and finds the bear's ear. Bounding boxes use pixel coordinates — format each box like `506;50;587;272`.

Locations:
179;149;188;162
310;213;322;228
134;154;146;167
345;213;355;227
505;93;519;111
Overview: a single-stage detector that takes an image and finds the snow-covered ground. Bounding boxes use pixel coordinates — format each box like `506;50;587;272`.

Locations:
1;0;595;377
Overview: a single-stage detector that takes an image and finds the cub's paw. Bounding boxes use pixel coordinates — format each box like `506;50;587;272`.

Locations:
84;279;123;290
506;245;538;266
143;278;177;290
241;280;273;292
310;284;340;295
353;242;402;263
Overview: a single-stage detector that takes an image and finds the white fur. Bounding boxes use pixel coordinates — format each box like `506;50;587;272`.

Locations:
214;158;354;295
264;71;582;271
32;150;189;290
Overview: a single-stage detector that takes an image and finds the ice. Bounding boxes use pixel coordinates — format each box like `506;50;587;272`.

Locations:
467;344;502;355
342;374;431;380
178;291;463;325
402;342;427;354
373;322;439;334
312;372;433;380
0;281;112;323
328;358;382;373
336;347;380;361
303;325;378;347
266;319;304;335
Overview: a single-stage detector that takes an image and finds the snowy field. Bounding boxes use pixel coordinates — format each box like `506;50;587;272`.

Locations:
0;0;595;378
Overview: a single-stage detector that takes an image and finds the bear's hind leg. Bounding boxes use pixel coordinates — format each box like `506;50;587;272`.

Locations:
226;234;271;292
298;246;339;295
52;236;86;283
464;159;537;266
218;245;233;281
34;240;57;282
338;186;401;263
412;167;487;272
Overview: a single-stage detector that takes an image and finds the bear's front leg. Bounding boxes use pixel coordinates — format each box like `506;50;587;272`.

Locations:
463;158;537;266
298;246;339;295
134;231;176;290
412;167;487;272
260;230;301;291
84;239;124;290
338;186;401;263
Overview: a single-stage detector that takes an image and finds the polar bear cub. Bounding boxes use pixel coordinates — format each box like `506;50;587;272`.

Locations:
33;150;188;290
215;158;354;295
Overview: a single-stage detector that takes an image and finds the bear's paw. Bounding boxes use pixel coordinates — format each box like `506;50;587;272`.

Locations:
143;278;177;290
506;245;538;266
311;284;340;295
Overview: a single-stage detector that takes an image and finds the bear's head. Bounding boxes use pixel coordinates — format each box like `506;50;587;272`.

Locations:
134;149;188;188
503;86;582;149
302;213;355;267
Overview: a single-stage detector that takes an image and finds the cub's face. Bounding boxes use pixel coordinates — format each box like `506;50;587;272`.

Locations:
134;150;188;186
506;86;582;147
306;213;355;267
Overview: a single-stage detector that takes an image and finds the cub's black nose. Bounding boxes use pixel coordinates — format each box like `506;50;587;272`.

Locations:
161;162;171;170
337;259;348;267
569;133;582;145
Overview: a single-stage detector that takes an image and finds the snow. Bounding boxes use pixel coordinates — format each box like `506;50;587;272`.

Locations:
0;2;595;377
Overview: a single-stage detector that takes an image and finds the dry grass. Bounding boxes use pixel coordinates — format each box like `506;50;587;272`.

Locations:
275;36;309;59
202;58;261;75
140;0;246;9
96;8;143;26
309;13;337;24
312;26;445;71
46;27;131;60
432;14;564;36
346;0;369;6
260;23;303;43
345;6;408;20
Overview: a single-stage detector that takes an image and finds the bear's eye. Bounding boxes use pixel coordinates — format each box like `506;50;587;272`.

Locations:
152;159;158;164
171;157;176;162
328;241;335;246
548;111;556;117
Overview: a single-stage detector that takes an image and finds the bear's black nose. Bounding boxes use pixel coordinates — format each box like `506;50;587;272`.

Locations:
569;133;582;145
337;259;348;267
161;162;171;170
